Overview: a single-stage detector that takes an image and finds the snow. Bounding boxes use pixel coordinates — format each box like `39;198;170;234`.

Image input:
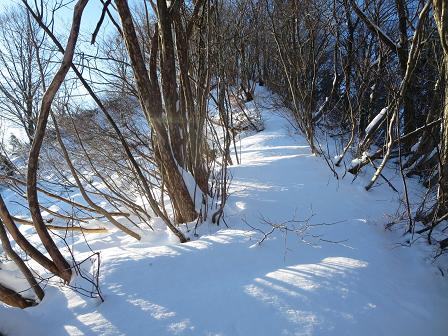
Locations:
333;154;343;161
1;88;447;335
365;107;387;134
411;137;422;153
0;118;28;149
312;97;328;121
349;151;370;168
0;305;43;336
178;165;205;214
0;262;35;300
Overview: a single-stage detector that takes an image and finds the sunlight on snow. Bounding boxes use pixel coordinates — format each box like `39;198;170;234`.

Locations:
63;325;83;335
127;298;176;319
236;154;311;168
254;278;307;299
127;298;196;334
235;201;246;210
244;283;319;332
167;319;194;334
76;311;116;334
266;268;320;291
244;257;369;332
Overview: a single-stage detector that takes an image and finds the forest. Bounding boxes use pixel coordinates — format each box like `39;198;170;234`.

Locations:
0;0;447;335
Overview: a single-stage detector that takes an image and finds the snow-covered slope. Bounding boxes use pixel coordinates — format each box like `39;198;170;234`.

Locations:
1;88;447;335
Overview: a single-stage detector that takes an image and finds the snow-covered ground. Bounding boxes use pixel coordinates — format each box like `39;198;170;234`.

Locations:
1;88;447;335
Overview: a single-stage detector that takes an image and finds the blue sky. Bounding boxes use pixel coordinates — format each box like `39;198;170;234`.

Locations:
0;0;141;38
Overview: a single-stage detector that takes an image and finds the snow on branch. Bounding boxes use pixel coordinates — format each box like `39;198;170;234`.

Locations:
365;107;388;135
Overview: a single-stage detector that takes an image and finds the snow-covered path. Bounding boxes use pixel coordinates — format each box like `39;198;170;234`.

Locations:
1;91;448;335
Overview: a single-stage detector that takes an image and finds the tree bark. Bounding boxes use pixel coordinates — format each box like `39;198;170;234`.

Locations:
0;218;44;301
432;0;448;211
156;0;184;165
26;0;89;283
0;194;60;276
395;0;416;143
0;283;36;308
115;0;197;223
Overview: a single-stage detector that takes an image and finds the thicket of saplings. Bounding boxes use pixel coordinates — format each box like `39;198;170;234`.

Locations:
0;0;447;308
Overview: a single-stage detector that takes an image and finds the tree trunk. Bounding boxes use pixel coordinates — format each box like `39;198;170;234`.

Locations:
0;218;44;301
395;0;416;142
0;194;60;276
26;0;89;283
432;0;448;212
439;57;448;210
115;0;197;223
157;0;184;166
0;283;36;308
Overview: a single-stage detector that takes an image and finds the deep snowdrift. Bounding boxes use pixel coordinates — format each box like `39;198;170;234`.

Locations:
1;88;447;335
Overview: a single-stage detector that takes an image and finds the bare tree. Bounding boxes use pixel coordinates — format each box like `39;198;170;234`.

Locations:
0;6;54;143
114;0;209;224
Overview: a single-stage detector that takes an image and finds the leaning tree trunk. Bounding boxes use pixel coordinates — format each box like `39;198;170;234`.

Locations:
0;218;44;302
0;194;61;276
0;283;36;309
25;0;89;283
